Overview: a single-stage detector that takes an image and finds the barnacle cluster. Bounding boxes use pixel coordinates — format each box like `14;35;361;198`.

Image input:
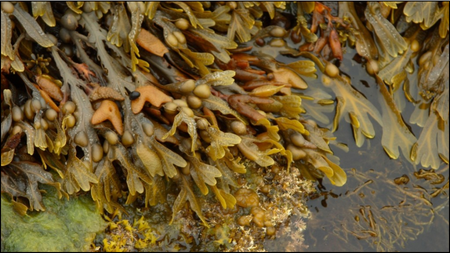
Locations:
1;1;449;252
92;165;315;252
101;215;158;252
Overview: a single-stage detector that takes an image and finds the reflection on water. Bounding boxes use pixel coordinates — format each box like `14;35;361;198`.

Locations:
295;47;449;252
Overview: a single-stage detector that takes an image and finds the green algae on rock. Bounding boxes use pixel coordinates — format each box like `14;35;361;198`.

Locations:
1;185;107;252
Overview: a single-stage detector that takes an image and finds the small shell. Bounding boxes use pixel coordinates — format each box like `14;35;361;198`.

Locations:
256;37;265;46
129;91;140;100
290;30;302;43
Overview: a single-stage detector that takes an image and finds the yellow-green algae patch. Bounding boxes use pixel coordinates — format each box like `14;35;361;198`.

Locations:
1;185;108;252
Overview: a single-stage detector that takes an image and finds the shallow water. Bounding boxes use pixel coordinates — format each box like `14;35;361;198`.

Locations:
286;47;449;252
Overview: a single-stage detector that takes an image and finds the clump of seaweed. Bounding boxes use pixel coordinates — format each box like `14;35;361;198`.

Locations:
336;2;448;167
1;1;345;219
1;1;449;252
